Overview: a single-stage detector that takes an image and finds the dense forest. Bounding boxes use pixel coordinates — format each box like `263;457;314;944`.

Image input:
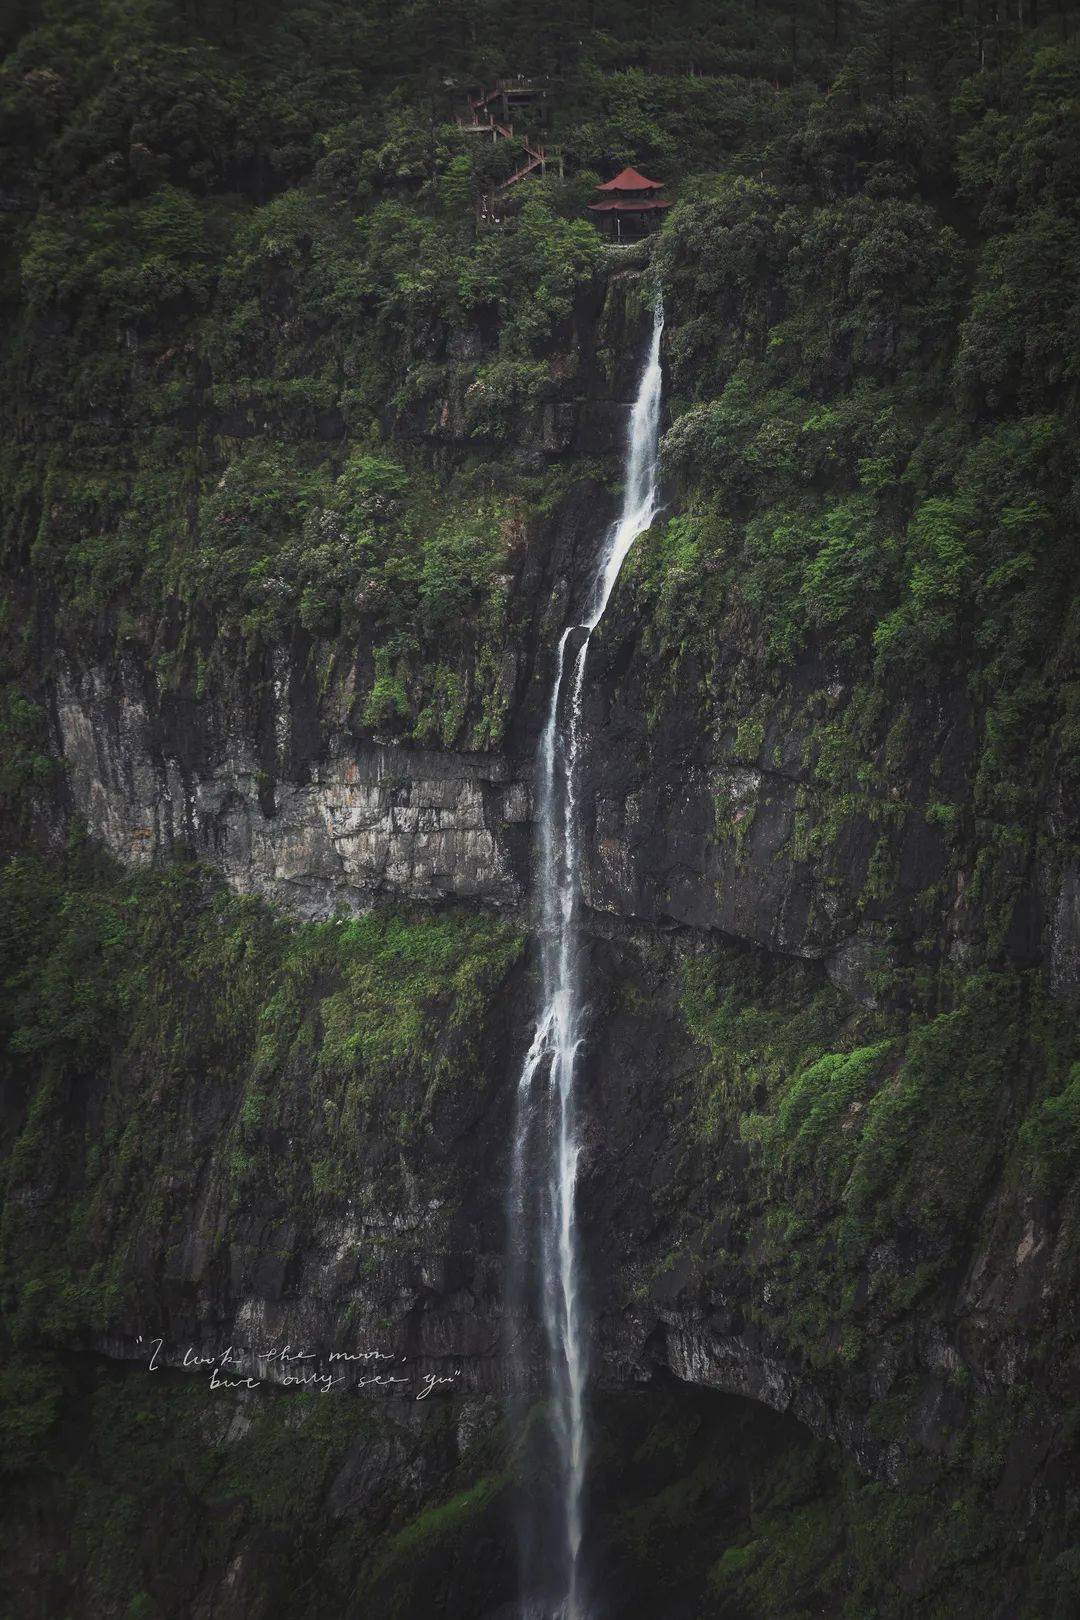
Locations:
3;0;1080;814
2;1;1080;1617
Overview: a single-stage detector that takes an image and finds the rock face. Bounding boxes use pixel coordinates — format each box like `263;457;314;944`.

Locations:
39;261;1075;1004
55;658;530;913
6;887;1074;1616
34;297;1077;1545
8;271;1079;1620
53;615;1072;1005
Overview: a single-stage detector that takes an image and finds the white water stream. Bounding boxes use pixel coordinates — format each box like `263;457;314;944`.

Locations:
510;298;664;1620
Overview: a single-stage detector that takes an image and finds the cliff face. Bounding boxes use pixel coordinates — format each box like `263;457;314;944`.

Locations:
48;531;1080;994
7;283;1076;1614
5;7;1080;1614
3;848;1077;1616
55;656;531;912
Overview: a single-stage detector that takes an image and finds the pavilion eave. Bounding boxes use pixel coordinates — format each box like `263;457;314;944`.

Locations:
587;198;671;212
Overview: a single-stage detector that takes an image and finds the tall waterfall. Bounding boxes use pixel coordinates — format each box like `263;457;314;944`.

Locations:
509;297;664;1620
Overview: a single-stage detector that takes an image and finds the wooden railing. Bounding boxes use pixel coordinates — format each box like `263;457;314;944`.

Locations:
459;81;560;221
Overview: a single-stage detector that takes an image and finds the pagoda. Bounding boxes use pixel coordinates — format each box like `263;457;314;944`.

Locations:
588;166;671;237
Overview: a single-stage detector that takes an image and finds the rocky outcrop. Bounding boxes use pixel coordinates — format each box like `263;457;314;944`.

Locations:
23;905;1062;1504
53;619;1076;1004
9;248;1078;1620
12;624;1079;1618
55;659;530;913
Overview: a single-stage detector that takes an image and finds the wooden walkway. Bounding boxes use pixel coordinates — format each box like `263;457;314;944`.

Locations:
457;81;563;218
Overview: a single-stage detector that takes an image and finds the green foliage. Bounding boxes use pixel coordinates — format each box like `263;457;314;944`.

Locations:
802;498;899;647
0;1354;63;1475
336;451;411;510
1021;1065;1080;1192
458;197;601;355
873;495;975;668
375;1474;503;1573
1;18;607;712
417;505;510;638
0;857;132;1059
279;909;523;1084
0;856;523;1374
0;857;520;1099
644;21;1080;905
680;949;854;1130
681;935;1079;1352
0;685;56;812
748;1042;892;1195
362;663;411;729
440;151;475;213
835;991;1011;1262
5;0;1077;866
956;211;1080;409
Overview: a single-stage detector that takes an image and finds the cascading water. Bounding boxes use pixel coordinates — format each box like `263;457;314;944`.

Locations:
508;296;664;1620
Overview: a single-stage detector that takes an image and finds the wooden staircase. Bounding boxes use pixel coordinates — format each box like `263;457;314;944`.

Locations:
503;139;551;187
458;82;563;219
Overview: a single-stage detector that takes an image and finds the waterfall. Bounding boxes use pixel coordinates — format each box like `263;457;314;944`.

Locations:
508;297;664;1620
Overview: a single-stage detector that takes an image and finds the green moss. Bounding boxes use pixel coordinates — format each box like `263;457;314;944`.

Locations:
743;1041;893;1195
678;940;1077;1386
376;1474;503;1570
733;717;764;763
1020;1064;1080;1192
0;855;524;1393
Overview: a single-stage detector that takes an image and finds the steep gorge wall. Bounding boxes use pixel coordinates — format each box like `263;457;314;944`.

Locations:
31;251;1080;1419
20;271;1078;1589
50;531;1080;997
38;255;1080;995
4;7;1080;1614
5;867;1076;1616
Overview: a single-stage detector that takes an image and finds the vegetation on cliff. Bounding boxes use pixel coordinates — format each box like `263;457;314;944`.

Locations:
619;27;1080;986
0;848;522;1467
3;1;1078;780
3;1;1080;1615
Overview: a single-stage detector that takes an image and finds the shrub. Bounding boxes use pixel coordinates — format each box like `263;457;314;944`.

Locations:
1021;1066;1080;1192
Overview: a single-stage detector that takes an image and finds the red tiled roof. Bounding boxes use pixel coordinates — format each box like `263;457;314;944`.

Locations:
595;166;665;192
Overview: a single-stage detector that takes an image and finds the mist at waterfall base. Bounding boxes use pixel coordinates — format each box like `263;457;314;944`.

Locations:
505;300;664;1620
